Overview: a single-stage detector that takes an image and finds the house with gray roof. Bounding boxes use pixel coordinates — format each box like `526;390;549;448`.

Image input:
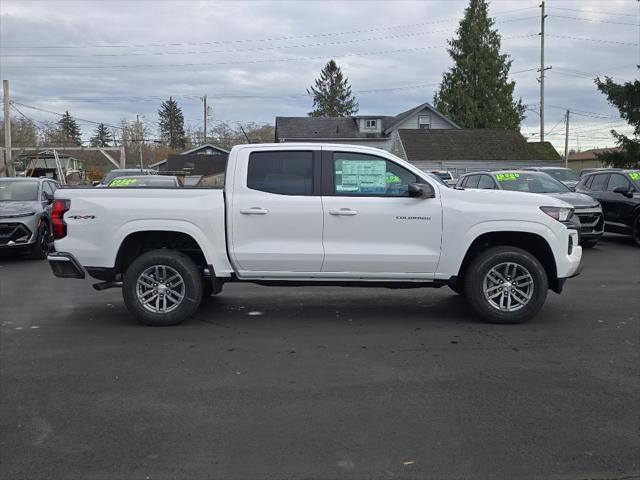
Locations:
391;129;562;175
275;102;459;150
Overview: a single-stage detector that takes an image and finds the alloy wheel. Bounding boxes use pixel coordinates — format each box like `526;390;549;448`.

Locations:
482;262;534;312
136;265;185;314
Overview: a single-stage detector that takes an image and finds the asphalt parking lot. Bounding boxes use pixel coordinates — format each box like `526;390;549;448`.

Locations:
1;235;639;480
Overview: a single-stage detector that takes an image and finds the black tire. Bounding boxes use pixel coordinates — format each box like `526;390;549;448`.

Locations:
633;214;640;248
464;246;548;324
122;250;203;326
29;223;51;260
580;238;599;249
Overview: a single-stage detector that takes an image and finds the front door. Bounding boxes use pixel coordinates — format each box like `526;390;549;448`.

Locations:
320;150;442;276
229;149;324;274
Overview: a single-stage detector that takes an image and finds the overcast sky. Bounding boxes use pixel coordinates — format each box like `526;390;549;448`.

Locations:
1;0;638;153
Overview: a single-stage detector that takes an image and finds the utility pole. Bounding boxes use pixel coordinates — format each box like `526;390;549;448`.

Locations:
136;114;143;169
203;94;207;144
564;109;570;168
539;1;548;142
3;80;12;177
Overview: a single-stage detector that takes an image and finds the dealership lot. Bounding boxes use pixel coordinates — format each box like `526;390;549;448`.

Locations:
1;235;638;480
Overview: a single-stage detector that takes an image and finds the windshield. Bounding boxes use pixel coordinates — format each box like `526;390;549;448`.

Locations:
0;180;39;201
109;176;178;187
544;169;578;182
427;173;449;187
494;172;571;193
102;170;151;185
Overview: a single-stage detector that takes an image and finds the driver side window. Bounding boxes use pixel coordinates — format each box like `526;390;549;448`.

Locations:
332;153;417;197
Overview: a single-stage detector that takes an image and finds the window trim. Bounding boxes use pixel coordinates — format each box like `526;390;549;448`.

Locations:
246;150;320;196
321;150;429;198
364;119;378;129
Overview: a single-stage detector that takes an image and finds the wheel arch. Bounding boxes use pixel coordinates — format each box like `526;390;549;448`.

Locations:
453;231;560;293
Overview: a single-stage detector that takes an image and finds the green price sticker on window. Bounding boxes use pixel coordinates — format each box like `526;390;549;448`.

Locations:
110;178;138;187
629;172;640;181
386;174;401;184
495;173;520;182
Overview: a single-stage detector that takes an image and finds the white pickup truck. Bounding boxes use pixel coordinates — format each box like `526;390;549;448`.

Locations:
48;143;582;326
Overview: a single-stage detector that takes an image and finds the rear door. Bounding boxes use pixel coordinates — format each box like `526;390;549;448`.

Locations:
228;148;324;274
320;150;442;276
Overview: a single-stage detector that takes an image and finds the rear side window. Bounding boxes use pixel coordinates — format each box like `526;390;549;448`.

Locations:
477;175;496;189
465;175;480;188
590;174;608;191
247;151;313;195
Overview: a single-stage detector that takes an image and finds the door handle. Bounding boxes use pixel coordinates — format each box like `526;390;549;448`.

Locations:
240;207;269;215
329;208;358;216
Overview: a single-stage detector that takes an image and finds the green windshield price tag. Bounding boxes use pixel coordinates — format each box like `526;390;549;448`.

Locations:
110;178;138;187
629;172;640;181
495;173;520;182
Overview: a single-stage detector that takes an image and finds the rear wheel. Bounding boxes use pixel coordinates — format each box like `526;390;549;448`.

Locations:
122;250;203;326
464;246;548;324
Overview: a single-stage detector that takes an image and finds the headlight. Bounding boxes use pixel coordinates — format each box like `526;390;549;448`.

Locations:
540;206;574;222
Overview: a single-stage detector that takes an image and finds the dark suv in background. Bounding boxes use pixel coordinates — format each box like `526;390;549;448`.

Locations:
575;170;640;247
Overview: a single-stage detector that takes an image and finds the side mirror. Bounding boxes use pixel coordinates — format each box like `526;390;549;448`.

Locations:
408;182;435;199
44;192;54;204
613;186;633;197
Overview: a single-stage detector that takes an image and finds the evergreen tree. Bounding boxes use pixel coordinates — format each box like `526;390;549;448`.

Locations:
89;123;113;147
57;111;82;146
158;97;186;149
433;0;526;129
307;60;359;117
595;68;640;168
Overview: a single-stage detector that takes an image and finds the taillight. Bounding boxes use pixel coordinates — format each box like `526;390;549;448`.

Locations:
51;199;70;239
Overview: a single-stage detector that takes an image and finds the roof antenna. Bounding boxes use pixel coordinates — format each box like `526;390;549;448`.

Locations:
239;125;251;143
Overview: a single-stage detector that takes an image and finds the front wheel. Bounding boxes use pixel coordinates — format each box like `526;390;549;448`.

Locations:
122;250;203;326
633;214;640;248
28;223;51;260
464;246;548;324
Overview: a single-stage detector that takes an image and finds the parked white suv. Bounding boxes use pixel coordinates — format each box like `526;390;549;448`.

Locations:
48;143;582;326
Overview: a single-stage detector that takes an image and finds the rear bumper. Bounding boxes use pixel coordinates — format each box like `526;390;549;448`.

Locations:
48;252;85;279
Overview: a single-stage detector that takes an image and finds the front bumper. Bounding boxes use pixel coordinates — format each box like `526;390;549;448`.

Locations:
48;252;85;279
0;221;34;248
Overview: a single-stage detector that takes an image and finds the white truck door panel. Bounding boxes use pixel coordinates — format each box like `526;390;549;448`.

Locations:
321;151;442;274
229;149;324;273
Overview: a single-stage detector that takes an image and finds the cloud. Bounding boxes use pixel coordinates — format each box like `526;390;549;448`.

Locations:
0;0;637;151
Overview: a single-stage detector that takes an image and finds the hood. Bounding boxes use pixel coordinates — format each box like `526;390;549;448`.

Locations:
0;201;39;218
444;187;573;208
561;180;578;188
543;192;599;208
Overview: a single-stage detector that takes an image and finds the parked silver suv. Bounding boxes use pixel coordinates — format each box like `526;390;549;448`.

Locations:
0;177;58;259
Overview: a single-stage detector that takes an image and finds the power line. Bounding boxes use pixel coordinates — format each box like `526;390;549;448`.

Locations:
546;34;639;46
0;10;539;51
0;34;539;70
546;6;637;18
549;15;640;26
1;29;456;58
11;102;124;130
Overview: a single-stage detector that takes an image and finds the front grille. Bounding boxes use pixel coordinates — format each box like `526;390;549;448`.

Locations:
575;208;604;235
0;223;32;245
